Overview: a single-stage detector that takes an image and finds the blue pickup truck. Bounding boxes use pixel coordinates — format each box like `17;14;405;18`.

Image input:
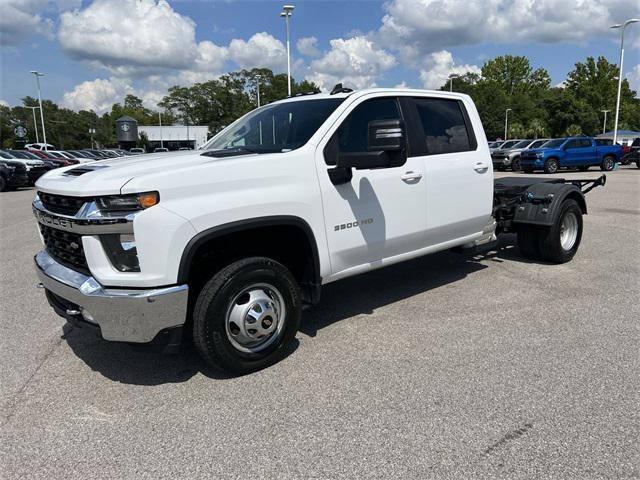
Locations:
520;137;622;174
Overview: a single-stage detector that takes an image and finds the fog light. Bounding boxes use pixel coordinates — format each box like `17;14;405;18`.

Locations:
100;233;140;272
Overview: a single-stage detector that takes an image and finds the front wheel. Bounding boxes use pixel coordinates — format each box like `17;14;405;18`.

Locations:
544;158;559;174
192;257;301;375
600;155;615;171
511;157;521;172
537;199;583;263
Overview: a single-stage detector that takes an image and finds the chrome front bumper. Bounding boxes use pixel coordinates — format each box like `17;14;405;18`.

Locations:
35;250;188;343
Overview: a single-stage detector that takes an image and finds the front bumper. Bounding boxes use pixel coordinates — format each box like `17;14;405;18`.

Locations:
35;250;188;343
8;173;29;188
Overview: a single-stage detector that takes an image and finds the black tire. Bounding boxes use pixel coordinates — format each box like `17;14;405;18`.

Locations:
544;158;559;174
537;199;583;263
523;168;534;174
511;157;521;172
192;257;301;375
0;175;7;192
577;165;589;172
517;225;542;260
600;155;615;171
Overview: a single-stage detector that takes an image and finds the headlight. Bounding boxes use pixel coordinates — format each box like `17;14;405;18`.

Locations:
95;191;159;212
536;153;544;158
100;233;140;272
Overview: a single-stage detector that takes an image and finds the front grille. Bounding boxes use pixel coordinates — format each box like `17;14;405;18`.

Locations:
38;192;89;216
39;224;89;275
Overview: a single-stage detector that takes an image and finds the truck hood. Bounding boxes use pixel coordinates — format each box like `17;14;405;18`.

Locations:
35;151;252;196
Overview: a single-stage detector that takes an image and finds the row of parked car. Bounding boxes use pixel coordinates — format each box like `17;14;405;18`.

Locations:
0;146;134;192
488;137;639;174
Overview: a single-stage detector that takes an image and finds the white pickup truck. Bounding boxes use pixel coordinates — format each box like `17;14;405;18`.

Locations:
33;87;605;374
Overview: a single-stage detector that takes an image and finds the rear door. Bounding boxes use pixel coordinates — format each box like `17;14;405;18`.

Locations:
562;139;583;166
403;95;493;246
579;138;597;164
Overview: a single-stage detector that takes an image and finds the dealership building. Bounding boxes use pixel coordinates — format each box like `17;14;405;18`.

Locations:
138;125;210;150
115;116;209;151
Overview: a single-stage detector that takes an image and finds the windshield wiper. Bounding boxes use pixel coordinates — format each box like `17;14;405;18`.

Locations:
201;146;284;158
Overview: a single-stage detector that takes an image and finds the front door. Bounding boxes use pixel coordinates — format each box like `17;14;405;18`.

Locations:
314;96;427;276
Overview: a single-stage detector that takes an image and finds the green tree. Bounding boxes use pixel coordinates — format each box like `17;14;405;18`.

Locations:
481;55;551;95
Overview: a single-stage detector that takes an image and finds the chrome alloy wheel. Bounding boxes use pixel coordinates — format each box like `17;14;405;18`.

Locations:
560;211;579;251
225;283;286;354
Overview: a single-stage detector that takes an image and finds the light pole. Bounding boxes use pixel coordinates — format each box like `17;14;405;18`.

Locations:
158;111;163;149
25;106;40;143
30;71;47;148
601;109;611;134
280;5;294;97
610;18;639;145
255;74;263;107
448;73;459;92
504;108;512;140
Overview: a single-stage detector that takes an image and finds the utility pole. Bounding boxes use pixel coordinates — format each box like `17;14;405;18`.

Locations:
448;73;459;92
159;111;163;149
611;19;639;145
280;5;295;97
25;106;40;143
601;109;611;134
30;71;47;148
255;74;263;107
504;108;512;140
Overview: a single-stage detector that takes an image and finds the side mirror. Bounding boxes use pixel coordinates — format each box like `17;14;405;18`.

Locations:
367;119;406;152
336;119;407;170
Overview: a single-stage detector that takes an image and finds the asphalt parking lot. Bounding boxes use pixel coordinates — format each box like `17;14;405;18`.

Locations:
1;168;639;479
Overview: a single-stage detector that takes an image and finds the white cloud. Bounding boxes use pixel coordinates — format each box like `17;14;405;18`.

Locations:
228;32;287;71
378;0;639;64
297;36;320;57
306;36;396;90
0;0;54;46
61;77;134;114
58;0;227;77
419;50;480;89
0;99;9;107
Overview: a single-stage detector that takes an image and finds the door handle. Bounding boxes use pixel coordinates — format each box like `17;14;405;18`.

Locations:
401;171;423;182
473;162;489;173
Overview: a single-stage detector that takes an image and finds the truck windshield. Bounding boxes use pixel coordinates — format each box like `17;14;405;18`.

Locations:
500;140;520;149
202;98;344;153
512;140;531;148
544;138;566;148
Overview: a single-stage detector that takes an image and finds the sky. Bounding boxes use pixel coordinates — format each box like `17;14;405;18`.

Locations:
1;0;639;114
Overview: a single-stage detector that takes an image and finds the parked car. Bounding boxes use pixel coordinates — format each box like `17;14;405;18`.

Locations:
490;139;530;171
103;149;130;157
32;88;606;374
620;137;640;168
65;150;97;163
154;148;169;153
25;143;56;151
129;148;145;154
0;150;51;184
520;137;623;173
0;160;29;191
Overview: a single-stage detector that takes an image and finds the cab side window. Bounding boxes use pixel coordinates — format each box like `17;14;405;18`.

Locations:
411;98;476;155
565;139;580;149
337;98;401;154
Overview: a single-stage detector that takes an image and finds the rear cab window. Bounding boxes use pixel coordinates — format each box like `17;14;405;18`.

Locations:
402;97;477;156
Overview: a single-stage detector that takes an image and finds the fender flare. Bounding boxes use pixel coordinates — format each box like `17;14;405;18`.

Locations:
176;215;321;291
512;183;586;227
